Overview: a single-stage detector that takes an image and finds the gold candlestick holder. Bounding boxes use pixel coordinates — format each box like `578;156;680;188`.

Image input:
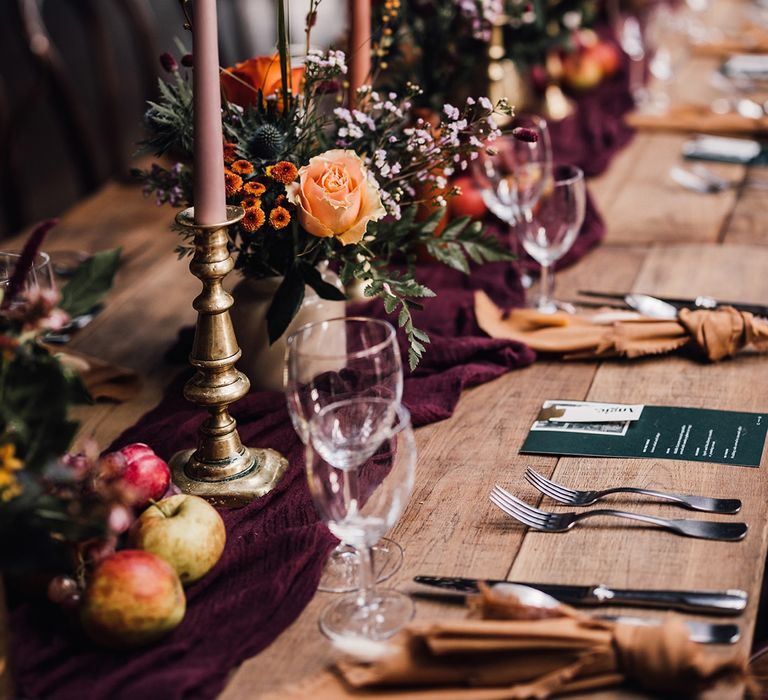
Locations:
169;206;288;507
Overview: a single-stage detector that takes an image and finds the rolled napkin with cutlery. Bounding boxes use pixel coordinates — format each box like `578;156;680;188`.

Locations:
474;291;768;362
266;585;747;699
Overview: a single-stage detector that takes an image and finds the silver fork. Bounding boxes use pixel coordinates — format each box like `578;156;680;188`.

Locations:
524;468;741;514
489;485;748;541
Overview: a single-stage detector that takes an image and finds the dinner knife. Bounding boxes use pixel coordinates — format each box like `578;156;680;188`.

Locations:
625;294;679;320
597;616;740;645
413;576;748;616
578;290;768;317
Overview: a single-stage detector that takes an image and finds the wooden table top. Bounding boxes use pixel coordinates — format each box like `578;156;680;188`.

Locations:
5;4;768;697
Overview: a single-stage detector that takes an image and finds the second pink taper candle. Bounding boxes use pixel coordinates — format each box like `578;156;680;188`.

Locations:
348;0;372;108
193;0;227;225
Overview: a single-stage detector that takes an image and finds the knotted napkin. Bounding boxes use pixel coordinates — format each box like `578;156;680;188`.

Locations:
265;585;746;699
48;347;142;402
474;291;768;361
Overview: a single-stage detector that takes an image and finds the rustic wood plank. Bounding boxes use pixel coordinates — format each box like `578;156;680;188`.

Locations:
590;15;748;250
722;165;768;245
589;129;740;245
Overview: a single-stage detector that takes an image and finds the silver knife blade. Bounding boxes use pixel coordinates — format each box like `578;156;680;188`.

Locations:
413;576;748;616
598;616;740;645
625;294;679;320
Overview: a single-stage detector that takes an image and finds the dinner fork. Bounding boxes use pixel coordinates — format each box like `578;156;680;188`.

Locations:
524;468;742;514
489;486;748;541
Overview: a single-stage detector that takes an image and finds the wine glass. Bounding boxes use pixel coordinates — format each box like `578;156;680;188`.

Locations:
643;5;690;114
517;164;585;314
306;399;416;642
472;115;553;288
285;316;404;593
0;251;55;303
608;0;649;108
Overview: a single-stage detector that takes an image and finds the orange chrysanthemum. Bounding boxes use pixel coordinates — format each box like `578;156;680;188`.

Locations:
266;161;298;185
241;206;266;232
243;181;267;197
224;169;244;197
275;194;287;205
223;142;238;163
231;159;255;176
269;206;291;229
240;195;261;209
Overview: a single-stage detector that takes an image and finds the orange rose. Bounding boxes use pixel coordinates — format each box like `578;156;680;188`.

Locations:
221;56;304;109
294;150;386;246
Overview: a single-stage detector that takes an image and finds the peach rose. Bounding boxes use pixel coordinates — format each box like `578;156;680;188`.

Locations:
294;150;386;246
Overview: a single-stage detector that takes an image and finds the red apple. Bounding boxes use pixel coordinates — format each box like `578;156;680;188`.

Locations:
129;495;226;585
119;442;154;463
80;550;185;648
449;176;488;219
588;41;621;77
119;444;170;506
562;50;604;92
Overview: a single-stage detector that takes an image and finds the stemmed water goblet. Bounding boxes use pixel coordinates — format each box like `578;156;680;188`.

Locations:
517;164;586;313
0;250;56;301
305;399;416;641
472;114;553;290
285;316;404;593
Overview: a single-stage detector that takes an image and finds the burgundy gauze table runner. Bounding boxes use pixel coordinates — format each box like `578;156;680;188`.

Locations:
9;49;635;700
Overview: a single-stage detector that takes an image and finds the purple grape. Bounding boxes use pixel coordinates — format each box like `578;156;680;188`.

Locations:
48;576;79;605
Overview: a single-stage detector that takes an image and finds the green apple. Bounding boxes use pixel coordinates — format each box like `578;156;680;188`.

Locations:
129;494;226;585
81;550;185;648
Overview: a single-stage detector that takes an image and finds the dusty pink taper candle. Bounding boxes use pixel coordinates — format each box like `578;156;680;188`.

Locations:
193;0;227;225
348;0;372;108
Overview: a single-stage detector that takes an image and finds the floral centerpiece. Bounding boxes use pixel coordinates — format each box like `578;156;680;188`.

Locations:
501;0;599;69
140;2;513;369
374;0;601;113
0;224;127;581
373;0;503;111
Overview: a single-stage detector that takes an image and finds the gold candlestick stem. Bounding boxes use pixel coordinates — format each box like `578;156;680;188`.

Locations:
169;206;288;507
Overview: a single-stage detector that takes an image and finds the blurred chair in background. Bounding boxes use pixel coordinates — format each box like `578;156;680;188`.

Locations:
0;0;173;238
0;0;348;239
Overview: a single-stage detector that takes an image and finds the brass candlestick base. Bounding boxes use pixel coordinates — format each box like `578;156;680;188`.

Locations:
170;206;288;507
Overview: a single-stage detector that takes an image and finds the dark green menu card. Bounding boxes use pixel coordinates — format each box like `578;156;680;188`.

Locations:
521;403;768;467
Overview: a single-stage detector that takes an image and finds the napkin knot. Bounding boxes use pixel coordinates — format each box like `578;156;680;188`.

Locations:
679;306;768;361
613;618;743;694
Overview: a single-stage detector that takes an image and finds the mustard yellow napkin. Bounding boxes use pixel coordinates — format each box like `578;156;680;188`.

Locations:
265;586;746;699
474;290;768;361
52;348;142;402
626;104;768;135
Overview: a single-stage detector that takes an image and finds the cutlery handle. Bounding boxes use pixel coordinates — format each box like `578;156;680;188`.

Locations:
577;508;679;531
579;510;746;541
607;588;748;615
601;487;741;514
